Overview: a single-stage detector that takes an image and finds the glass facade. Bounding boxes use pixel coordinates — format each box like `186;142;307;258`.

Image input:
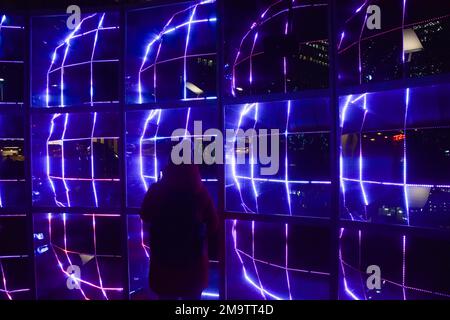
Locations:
0;0;449;300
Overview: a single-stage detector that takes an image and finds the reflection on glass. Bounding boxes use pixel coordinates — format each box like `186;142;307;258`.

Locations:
126;0;217;103
32;112;120;208
31;12;120;107
340;84;450;229
226;220;330;300
337;0;450;85
0;14;25;105
225;0;329;97
0;215;31;300
225;99;331;216
33;213;123;300
339;228;450;300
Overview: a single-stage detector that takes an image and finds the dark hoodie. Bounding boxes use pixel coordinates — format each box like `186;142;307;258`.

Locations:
140;163;218;297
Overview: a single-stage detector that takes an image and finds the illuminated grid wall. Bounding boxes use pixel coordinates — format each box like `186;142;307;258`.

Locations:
0;0;449;300
0;14;32;300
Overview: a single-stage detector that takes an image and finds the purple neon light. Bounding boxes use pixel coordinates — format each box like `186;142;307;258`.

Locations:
338;88;447;223
339;229;450;299
0;15;25;106
46;113;119;207
338;1;443;81
138;0;216;103
46;213;123;300
46;13;119;107
0;258;30;300
403;88;410;225
231;220;330;300
231;2;327;96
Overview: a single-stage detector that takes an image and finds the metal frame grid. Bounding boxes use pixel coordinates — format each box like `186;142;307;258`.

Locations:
0;0;448;300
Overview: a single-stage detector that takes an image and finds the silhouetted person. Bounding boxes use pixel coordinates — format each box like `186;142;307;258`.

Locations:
140;163;218;300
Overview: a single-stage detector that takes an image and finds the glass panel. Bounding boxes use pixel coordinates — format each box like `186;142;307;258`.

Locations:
339;228;450;300
31;12;120;107
225;0;329;97
226;220;331;300
0;113;25;209
225;98;331;216
0;14;24;105
33;213;123;300
32;112;120;208
126;1;217;104
340;83;450;229
0;215;32;300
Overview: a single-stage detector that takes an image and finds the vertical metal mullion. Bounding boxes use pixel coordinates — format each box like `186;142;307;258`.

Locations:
216;0;226;300
328;0;340;300
119;4;130;300
24;12;37;300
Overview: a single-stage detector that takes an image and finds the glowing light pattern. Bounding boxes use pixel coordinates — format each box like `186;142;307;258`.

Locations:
231;220;330;300
228;100;330;215
44;213;123;300
45;13;119;107
45;113;120;207
340;84;450;225
338;0;450;83
0;258;30;300
340;89;416;223
231;1;328;96
138;0;216;103
339;228;450;299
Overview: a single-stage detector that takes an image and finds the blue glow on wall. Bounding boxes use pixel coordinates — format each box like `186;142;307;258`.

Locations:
225;98;331;217
340;83;450;229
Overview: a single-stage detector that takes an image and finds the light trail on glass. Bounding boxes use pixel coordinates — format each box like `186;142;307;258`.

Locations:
47;213;123;299
339;229;450;299
231;2;327;96
45;13;119;107
138;0;216;103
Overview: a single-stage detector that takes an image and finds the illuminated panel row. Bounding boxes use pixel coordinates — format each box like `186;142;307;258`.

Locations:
225;98;331;217
340;83;450;229
226;220;331;300
339;228;450;300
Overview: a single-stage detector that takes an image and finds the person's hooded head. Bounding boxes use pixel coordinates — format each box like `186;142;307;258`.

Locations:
160;162;202;192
